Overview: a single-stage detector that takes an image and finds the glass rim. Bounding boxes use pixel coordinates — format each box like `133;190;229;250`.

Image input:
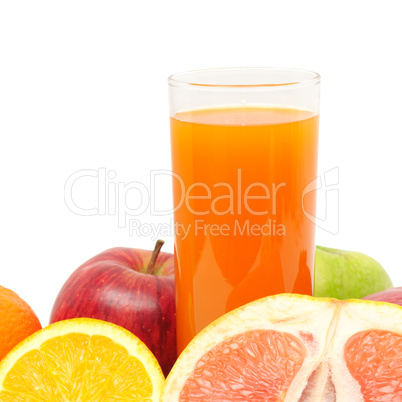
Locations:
168;67;320;89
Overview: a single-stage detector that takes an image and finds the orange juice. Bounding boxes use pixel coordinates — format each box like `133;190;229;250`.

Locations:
170;106;319;353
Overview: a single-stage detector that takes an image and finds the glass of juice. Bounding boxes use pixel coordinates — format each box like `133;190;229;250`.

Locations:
168;68;320;353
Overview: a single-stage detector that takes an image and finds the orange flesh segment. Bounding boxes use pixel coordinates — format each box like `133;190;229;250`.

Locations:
179;330;306;401
344;330;402;401
0;333;153;401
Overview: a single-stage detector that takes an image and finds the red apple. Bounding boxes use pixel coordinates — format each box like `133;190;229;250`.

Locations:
362;286;402;306
50;240;176;376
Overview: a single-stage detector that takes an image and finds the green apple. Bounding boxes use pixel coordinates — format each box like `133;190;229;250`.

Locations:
314;246;393;300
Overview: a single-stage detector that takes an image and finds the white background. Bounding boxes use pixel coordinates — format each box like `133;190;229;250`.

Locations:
1;0;401;326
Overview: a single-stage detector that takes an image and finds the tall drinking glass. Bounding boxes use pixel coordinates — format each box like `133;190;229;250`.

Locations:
168;68;320;353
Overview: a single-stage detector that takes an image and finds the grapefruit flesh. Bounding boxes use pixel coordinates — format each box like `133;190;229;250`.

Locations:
344;330;402;401
162;294;402;401
180;330;305;401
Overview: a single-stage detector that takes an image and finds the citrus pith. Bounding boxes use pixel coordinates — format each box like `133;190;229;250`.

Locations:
0;318;164;401
162;294;402;401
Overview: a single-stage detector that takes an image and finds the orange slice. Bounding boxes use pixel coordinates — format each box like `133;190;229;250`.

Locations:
0;318;164;401
162;294;402;401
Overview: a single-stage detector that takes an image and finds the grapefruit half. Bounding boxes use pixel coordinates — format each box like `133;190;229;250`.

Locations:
162;294;402;401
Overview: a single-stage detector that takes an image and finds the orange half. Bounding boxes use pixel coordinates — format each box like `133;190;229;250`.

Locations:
0;318;164;401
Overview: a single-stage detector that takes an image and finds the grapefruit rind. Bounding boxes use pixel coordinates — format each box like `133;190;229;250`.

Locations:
162;294;402;401
0;318;164;402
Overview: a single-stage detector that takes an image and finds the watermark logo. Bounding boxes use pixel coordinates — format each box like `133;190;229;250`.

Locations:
64;167;339;238
302;167;339;235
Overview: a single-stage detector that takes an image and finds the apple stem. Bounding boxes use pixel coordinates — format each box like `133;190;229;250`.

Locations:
147;239;165;273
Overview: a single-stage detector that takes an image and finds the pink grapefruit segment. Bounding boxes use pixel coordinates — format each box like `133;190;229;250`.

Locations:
180;330;306;401
344;330;402;400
